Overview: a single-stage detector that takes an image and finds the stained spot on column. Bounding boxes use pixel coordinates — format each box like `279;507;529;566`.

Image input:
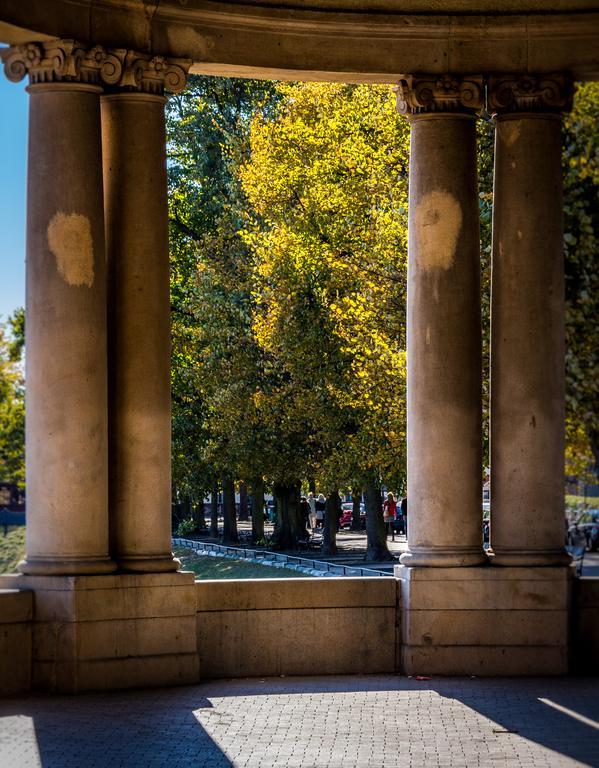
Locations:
499;121;521;147
425;326;431;345
414;190;462;271
47;212;94;287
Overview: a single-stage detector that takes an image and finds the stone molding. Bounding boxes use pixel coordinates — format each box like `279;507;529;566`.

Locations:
395;74;484;116
1;40;190;94
487;74;573;115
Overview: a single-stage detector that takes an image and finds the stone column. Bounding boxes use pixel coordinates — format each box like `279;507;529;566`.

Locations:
488;75;573;566
1;42;123;574
396;76;486;567
101;55;189;571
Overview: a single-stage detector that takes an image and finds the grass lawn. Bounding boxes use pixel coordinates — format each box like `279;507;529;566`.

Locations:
173;547;313;579
0;527;25;574
566;494;599;507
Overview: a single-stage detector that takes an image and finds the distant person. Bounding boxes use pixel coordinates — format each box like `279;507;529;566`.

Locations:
307;492;317;530
315;493;326;529
400;496;408;537
383;492;397;541
299;496;311;533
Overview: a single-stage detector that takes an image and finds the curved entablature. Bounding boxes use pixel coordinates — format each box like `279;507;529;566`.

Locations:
0;0;598;82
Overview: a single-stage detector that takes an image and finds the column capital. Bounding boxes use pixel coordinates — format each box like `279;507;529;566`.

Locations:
1;40;122;87
487;74;573;116
106;51;191;96
1;40;191;95
395;74;484;117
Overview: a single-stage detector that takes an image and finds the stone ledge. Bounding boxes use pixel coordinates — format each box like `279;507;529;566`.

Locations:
0;589;33;623
0;571;196;591
395;564;572;581
196;577;398;612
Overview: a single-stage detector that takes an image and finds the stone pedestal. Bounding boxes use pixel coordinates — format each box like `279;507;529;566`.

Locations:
396;564;571;675
0;572;199;693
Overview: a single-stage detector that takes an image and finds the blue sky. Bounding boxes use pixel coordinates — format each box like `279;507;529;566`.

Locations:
0;75;27;322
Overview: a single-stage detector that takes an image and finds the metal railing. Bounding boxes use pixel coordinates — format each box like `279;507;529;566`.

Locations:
172;537;393;578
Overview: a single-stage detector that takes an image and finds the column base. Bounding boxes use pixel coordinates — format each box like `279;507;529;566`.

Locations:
490;549;572;567
399;547;487;567
18;556;116;576
396;564;571;676
117;554;181;573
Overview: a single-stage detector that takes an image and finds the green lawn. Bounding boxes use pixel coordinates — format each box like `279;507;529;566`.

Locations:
566;494;598;507
174;547;313;579
0;527;25;574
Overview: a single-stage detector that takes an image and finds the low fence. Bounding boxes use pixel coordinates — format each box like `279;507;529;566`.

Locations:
172;537;393;578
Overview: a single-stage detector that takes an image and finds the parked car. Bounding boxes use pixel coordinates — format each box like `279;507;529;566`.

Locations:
339;502;366;530
567;509;599;552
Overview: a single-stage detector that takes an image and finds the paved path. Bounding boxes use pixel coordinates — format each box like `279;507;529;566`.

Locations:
1;676;598;767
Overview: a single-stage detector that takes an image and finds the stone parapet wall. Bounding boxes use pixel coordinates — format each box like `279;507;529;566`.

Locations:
571;577;599;674
0;588;32;695
196;577;399;679
2;571;597;695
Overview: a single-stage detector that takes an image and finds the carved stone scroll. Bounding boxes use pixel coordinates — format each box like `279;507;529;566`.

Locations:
395;74;484;116
1;40;190;94
487;74;573;115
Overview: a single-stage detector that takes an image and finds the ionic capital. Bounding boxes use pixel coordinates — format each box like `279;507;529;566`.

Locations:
109;51;190;96
395;74;484;117
1;40;123;87
1;40;191;95
487;74;573;116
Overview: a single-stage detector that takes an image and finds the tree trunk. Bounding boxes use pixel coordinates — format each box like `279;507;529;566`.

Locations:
322;489;339;556
351;489;362;531
365;481;393;561
273;482;301;550
210;481;219;538
222;475;238;544
250;477;265;544
238;481;249;521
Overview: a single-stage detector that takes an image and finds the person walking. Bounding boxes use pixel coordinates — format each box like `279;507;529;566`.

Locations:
307;492;317;530
299;496;311;534
315;493;326;530
383;492;397;542
400;495;408;537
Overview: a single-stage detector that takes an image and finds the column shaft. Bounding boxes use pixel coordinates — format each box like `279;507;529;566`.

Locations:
22;83;114;574
490;112;569;566
397;97;485;567
102;93;178;571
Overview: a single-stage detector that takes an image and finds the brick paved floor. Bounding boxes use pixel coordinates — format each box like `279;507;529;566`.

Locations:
1;676;598;768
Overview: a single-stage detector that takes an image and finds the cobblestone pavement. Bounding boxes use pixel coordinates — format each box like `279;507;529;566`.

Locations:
1;676;598;768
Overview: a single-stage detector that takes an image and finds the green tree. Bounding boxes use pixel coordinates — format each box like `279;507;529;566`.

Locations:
0;309;25;486
241;82;410;556
167;76;278;541
563;82;599;475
